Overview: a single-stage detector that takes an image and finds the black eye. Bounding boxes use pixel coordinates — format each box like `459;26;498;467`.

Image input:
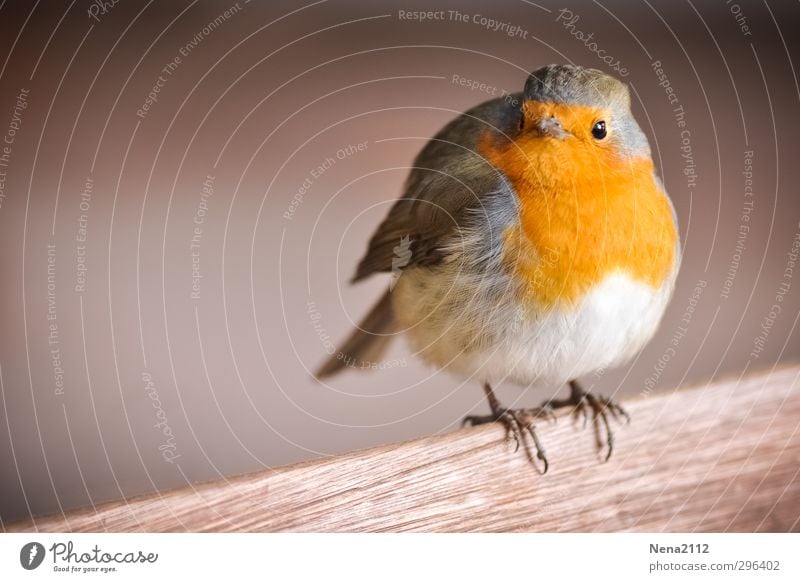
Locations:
591;120;607;140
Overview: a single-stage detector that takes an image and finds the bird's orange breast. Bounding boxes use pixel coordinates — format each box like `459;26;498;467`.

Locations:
479;125;677;309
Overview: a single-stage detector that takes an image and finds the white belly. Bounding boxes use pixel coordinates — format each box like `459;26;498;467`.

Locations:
393;270;674;388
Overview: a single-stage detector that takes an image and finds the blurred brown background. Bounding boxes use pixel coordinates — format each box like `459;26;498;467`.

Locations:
0;0;798;524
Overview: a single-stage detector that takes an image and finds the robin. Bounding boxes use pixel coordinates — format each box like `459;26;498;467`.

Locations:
317;64;679;472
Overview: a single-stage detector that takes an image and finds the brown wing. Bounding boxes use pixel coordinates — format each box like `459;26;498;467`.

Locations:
351;94;522;282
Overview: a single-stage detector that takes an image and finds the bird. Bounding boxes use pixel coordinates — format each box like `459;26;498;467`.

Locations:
317;64;679;472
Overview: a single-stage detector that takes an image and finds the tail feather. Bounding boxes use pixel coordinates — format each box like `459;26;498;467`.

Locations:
316;291;396;378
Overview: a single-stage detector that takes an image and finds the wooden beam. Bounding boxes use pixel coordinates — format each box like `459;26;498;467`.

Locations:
6;366;800;532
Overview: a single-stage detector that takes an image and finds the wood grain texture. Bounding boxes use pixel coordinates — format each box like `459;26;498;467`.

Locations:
6;366;800;532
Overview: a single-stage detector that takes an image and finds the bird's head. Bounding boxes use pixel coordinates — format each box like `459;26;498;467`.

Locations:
480;66;676;306
482;65;653;190
521;64;648;156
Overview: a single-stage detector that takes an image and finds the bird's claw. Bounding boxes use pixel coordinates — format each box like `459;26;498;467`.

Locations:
462;406;550;473
546;385;628;462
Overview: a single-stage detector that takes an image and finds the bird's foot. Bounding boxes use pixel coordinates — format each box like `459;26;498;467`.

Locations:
542;380;630;462
463;397;554;474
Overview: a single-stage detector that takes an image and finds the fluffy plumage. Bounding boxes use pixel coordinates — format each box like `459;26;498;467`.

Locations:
318;65;679;394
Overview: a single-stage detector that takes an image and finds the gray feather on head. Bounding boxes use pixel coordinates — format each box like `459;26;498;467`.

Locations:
523;64;649;157
524;64;630;109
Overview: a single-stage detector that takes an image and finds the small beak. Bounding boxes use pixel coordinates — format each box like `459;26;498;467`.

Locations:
535;116;569;140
